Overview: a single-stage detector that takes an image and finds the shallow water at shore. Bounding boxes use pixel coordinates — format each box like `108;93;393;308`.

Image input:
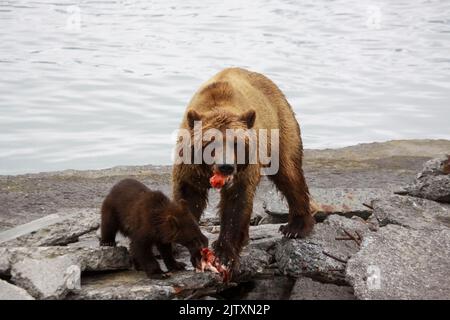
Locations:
1;0;450;174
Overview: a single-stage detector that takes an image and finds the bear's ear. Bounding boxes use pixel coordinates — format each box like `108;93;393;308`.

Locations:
239;109;256;129
187;110;202;129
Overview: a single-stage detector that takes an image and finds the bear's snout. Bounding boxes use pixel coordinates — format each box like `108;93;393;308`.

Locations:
217;164;234;175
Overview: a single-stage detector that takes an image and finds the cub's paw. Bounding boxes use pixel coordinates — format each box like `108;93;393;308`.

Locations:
279;215;315;239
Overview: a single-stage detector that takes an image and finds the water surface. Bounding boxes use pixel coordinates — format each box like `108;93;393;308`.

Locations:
1;0;449;174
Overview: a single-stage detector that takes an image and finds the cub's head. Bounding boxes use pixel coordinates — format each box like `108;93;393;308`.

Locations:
180;108;256;188
165;199;208;268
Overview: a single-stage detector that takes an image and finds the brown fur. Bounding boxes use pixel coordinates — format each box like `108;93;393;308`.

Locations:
173;68;315;271
100;179;208;278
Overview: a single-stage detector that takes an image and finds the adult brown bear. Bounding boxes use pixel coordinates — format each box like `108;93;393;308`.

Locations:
172;68;315;271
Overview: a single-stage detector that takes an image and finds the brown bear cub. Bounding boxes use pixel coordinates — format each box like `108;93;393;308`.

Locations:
100;178;208;278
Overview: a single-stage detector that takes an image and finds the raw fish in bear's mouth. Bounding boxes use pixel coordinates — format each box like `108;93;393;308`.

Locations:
209;171;233;189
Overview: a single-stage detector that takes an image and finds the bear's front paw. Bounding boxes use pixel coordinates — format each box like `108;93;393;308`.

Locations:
279;214;315;239
212;240;240;275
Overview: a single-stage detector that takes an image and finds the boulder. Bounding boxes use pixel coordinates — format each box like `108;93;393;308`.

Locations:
1;209;100;247
346;225;450;300
0;279;35;300
398;155;450;203
372;195;450;231
275;215;371;284
11;255;80;299
1;246;130;276
289;277;355;300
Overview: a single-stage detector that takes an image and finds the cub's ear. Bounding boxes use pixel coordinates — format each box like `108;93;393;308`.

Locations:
166;215;179;237
239;109;256;129
187;110;202;129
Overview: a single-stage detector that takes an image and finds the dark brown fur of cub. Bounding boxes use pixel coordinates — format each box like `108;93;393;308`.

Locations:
100;178;208;278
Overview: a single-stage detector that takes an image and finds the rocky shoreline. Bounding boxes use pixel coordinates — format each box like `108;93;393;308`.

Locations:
0;139;449;300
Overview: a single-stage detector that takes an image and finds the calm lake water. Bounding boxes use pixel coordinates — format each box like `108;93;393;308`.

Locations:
1;0;449;175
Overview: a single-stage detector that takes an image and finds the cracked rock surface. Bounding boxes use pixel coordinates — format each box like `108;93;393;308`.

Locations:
1;140;449;300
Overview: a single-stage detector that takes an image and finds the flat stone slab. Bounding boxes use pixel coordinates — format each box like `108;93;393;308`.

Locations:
67;271;217;300
11;255;81;299
346;225;450;300
275;215;371;284
0;279;35;300
289;277;355;300
372;195;450;231
1;209;100;247
0;246;130;276
0;214;62;244
262;187;386;223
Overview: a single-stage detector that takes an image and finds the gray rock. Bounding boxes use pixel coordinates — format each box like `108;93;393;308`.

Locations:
236;248;273;281
290;277;355;300
1;246;131;276
0;214;62;244
372;195;450;231
262;187;384;223
2;209;100;247
399;155;450;203
247;224;282;251
11;255;79;299
67;271;176;300
242;277;294;300
275;215;371;283
0;279;35;300
0;247;10;274
346;225;450;300
67;270;220;300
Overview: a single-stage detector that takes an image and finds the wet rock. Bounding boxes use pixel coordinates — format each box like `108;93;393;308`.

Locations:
0;279;35;300
346;225;450;300
2;209;100;247
289;277;355;300
275;215;371;284
236;248;273;281
247;224;282;251
67;270;218;300
0;247;10;274
1;246;130;276
242;277;294;300
372;195;450;231
398;155;450;203
262;187;383;223
11;255;80;299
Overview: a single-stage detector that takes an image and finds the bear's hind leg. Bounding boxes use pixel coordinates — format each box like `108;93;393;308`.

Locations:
269;152;315;239
157;243;186;271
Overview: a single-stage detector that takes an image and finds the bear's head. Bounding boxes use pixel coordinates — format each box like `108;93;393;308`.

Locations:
165;199;209;268
185;108;256;187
